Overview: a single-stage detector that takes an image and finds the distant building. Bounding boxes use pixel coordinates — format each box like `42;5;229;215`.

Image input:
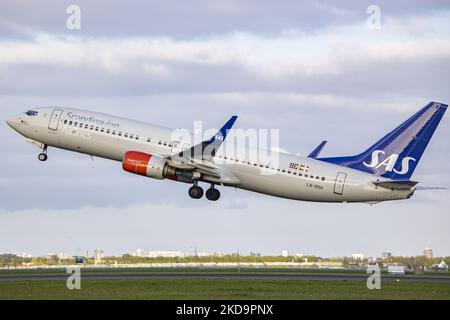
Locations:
48;253;72;260
293;253;304;258
431;260;448;272
438;260;448;269
423;248;433;259
132;249;184;258
388;265;405;275
281;250;289;257
94;249;104;264
197;251;211;257
214;252;227;257
382;252;392;260
352;253;365;261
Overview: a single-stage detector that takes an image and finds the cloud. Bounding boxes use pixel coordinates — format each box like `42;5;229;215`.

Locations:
1;192;449;257
1;10;449;88
1;1;449;257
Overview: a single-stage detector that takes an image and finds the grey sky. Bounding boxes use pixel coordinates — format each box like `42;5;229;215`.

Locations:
0;1;449;258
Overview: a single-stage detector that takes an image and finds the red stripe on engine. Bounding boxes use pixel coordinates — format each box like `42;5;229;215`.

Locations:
123;151;152;176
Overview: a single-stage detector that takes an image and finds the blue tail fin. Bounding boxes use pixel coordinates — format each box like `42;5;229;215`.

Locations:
318;102;447;180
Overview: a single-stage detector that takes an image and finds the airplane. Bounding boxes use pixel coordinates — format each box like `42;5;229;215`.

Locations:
6;101;447;203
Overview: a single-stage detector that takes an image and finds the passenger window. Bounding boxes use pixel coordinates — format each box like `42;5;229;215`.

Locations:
85;124;89;129
113;131;116;135
74;122;78;126
106;129;110;134
101;128;105;132
321;177;325;181
118;132;122;136
64;120;68;124
147;138;151;143
95;127;99;131
69;121;73;125
124;133;128;137
79;123;83;128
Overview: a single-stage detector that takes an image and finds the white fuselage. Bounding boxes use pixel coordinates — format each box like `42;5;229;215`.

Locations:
6;107;414;203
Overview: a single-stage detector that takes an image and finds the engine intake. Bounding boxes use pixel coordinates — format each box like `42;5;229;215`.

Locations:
123;151;176;180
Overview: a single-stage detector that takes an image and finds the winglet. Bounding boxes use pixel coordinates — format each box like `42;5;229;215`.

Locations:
308;140;327;158
206;115;238;157
177;116;238;160
209;116;238;144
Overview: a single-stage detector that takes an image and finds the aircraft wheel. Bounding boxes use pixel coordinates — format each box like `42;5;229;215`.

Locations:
206;188;220;201
189;185;204;199
38;153;48;162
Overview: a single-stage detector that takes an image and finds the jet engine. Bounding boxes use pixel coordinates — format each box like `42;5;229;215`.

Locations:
122;151;176;180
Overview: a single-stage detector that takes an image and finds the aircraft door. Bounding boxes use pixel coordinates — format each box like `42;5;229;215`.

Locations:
48;109;64;131
333;172;347;195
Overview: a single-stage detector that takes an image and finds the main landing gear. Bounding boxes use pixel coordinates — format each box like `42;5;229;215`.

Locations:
188;183;221;201
188;183;204;199
205;185;220;201
38;145;48;162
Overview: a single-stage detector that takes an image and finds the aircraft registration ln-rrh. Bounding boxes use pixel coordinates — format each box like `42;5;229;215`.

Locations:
6;101;447;203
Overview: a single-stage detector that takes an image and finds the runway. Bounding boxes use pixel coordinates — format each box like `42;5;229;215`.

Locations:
1;273;449;283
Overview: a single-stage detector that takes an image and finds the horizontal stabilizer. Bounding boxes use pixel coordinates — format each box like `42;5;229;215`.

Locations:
415;185;447;190
373;180;418;190
308;140;327;158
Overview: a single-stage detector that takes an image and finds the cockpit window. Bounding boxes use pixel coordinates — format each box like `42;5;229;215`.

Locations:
25;110;38;116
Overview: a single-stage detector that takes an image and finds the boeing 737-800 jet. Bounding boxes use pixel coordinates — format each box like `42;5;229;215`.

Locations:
6;101;447;203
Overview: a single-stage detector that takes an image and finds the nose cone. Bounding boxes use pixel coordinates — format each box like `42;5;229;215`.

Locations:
6;115;20;130
6;117;14;128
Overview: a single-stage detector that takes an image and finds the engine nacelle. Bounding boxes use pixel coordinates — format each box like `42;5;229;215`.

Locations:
123;151;175;180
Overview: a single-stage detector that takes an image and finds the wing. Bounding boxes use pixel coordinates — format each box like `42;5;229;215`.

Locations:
165;116;239;184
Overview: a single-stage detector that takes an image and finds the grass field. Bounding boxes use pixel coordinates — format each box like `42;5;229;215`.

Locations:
1;278;449;300
0;268;449;300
